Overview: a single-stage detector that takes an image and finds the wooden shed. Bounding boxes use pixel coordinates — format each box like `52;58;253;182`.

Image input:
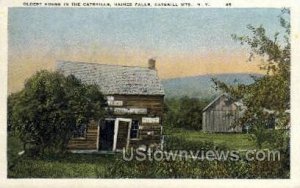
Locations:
56;59;164;152
202;93;242;133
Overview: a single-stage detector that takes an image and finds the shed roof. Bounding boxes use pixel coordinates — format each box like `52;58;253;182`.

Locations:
202;93;234;112
56;61;165;96
202;93;247;112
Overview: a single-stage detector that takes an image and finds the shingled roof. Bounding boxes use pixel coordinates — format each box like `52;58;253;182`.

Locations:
56;61;165;96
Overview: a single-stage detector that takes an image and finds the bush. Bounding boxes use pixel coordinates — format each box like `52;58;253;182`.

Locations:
8;70;106;156
105;156;289;178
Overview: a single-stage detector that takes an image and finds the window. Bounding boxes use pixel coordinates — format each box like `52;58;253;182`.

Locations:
73;124;87;138
130;120;139;139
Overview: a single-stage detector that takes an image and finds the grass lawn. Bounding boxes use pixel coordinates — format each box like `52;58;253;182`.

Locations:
165;128;257;150
8;153;118;178
8;129;285;178
7;135;119;178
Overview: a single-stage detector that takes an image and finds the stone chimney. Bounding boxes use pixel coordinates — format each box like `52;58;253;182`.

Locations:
148;58;156;70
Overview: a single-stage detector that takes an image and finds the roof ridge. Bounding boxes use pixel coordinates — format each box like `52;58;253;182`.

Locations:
56;60;152;70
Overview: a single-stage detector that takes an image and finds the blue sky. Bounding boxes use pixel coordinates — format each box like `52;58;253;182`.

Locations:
9;8;286;57
8;8;289;93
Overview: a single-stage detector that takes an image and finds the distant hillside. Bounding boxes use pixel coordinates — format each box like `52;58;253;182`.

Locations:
161;73;262;99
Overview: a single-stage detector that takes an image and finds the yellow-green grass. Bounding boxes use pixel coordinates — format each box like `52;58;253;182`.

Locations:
166;128;256;150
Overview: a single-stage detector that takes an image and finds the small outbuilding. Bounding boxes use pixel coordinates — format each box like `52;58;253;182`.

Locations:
56;59;165;152
202;93;243;133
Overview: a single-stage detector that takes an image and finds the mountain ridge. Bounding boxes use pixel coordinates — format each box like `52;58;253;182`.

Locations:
161;73;263;99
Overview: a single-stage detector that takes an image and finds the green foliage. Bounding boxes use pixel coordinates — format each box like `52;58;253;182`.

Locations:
164;97;210;130
105;156;288;178
164;135;216;152
9;153;288;178
7;133;24;171
8;70;106;155
212;9;290;149
8;133;289;178
7;92;20;132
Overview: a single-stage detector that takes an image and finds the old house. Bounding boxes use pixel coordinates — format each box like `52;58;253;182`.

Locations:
202;93;243;133
56;59;165;152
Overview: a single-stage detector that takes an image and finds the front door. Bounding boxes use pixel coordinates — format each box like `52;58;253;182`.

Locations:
114;118;132;151
99;119;115;151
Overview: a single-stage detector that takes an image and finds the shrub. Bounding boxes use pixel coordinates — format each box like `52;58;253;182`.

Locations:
8;70;106;155
105;156;289;178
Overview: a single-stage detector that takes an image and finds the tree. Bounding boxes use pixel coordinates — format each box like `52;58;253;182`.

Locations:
212;9;290;148
9;70;106;155
164;97;210;130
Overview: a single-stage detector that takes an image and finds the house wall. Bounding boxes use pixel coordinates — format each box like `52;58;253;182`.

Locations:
111;95;164;149
202;95;242;133
67;120;98;150
67;95;164;151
